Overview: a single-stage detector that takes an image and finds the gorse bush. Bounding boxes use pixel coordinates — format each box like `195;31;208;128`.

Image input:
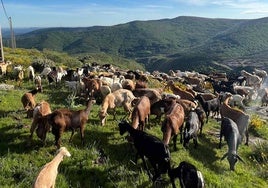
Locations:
250;114;266;129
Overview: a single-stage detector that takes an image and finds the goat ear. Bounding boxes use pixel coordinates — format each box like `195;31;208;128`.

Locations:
221;153;228;160
237;155;245;163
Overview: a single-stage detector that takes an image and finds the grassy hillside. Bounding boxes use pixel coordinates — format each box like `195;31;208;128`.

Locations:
2;48;144;72
0;80;267;187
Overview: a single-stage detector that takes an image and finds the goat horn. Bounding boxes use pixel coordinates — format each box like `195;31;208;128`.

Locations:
221;153;228;160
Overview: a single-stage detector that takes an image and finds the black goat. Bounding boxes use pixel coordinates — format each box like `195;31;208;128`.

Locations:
169;161;205;188
195;94;220;123
183;110;201;148
219;117;244;171
118;120;171;182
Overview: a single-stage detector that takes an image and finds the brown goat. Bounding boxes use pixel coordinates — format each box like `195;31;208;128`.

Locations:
29;101;52;144
131;96;151;130
48;98;95;148
162;102;185;151
122;79;135;91
135;80;148;89
176;99;198;117
21;87;42;118
166;80;195;102
82;77;102;97
220;93;249;145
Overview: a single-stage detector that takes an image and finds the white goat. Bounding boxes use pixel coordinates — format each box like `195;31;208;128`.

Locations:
40;67;52;77
229;94;245;109
32;147;71;188
27;65;35;81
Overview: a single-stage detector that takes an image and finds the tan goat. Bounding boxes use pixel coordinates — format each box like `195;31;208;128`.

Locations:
29;101;52;143
99;89;136;126
32;147;71;188
21;87;42;118
220;93;249;145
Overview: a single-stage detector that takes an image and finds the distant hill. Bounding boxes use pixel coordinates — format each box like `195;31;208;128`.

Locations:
6;16;268;73
2;27;42;37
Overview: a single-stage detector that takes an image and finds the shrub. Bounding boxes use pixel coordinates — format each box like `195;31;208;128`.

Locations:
249;140;268;179
250;114;265;129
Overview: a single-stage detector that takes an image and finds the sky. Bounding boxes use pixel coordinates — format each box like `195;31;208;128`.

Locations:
0;0;268;28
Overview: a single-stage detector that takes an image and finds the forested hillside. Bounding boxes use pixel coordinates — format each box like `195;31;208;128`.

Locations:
6;16;268;73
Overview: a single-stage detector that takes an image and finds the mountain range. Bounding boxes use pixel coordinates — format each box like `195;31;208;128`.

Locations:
4;16;268;73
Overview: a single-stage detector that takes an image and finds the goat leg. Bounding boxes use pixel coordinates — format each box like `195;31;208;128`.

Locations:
140;155;153;180
245;129;249;146
80;127;85;145
69;128;75;143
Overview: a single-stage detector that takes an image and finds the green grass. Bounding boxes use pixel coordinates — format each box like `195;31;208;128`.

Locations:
0;80;267;188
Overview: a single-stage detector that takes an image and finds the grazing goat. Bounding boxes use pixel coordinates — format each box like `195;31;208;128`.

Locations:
196;94;220;123
133;88;162;105
118;120;171;182
183;109;202;148
219;117;244;171
99;89;135;126
131;96;151;130
162;102;185;151
32;147;71;188
169;161;205;188
165;80;195;102
21;87;42;118
30;101;52;143
220;93;249;145
48;98;95;148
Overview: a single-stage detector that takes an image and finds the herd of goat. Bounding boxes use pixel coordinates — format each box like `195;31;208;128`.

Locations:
2;61;268;187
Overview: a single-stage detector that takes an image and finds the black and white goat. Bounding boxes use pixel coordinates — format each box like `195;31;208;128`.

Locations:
219;117;245;171
118;120;171;182
183;109;202;148
168;161;205;188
